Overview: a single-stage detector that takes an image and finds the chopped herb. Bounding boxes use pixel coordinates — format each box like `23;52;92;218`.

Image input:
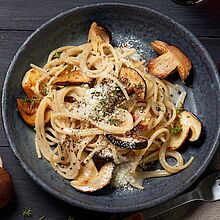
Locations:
170;126;182;136
39;215;45;220
91;91;101;96
23;97;36;109
99;98;106;106
39;80;48;96
176;103;184;114
22;207;32;217
135;82;143;89
52;51;62;59
108;118;118;126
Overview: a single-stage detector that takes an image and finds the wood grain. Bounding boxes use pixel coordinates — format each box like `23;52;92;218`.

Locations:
0;0;219;36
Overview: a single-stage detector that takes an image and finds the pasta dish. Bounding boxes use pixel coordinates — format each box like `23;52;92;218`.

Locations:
17;22;202;192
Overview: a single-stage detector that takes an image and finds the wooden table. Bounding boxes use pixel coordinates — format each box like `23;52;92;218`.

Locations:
0;0;219;219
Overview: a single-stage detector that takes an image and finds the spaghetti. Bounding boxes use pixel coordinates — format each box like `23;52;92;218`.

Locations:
17;22;201;191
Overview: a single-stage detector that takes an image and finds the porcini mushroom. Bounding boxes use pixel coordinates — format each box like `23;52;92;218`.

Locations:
51;69;92;86
119;67;146;101
106;134;148;150
147;40;192;81
71;157;114;192
168;110;202;150
16;98;51;126
88;22;111;45
22;68;43;98
0;157;13;209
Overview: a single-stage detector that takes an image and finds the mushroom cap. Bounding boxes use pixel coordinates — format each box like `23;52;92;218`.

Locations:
22;68;42;98
88;22;111;45
16;98;51;126
119;67;146;101
106;134;148;150
180;111;202;142
168;110;202;150
147;40;192;81
0;158;13;209
51;69;92;86
71;158;114;192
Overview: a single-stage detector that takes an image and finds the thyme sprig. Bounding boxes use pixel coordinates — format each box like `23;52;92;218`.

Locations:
52;51;62;59
22;207;32;217
170;126;182;136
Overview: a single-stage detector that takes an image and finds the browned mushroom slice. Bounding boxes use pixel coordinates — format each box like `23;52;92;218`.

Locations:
70;158;114;192
106;134;148;150
22;68;43;98
180;111;202;141
119;67;146;101
88;22;111;44
16;98;50;126
51;69;92;86
147;41;192;81
168;110;202;150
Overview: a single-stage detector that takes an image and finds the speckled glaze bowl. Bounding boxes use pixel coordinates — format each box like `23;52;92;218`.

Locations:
2;3;220;213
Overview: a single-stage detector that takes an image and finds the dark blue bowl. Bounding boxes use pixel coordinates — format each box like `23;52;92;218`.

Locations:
2;3;220;213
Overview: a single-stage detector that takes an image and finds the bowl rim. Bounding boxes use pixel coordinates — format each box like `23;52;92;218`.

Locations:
2;2;220;213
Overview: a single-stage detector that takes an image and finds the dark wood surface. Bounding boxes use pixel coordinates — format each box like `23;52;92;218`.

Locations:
0;0;219;219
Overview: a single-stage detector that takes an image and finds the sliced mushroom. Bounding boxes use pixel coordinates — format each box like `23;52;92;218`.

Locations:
119;67;146;101
70;158;114;192
22;68;43;98
168;110;202;150
106;134;148;150
16;98;51;126
88;22;111;44
180;111;202;141
51;69;92;86
147;41;192;81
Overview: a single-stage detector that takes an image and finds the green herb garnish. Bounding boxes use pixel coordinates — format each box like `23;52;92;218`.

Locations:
176;103;184;115
108;118;118;126
23;97;36;109
170;126;182;136
22;207;32;217
52;51;62;59
39;215;45;220
135;82;143;89
99;98;106;106
39;80;48;96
